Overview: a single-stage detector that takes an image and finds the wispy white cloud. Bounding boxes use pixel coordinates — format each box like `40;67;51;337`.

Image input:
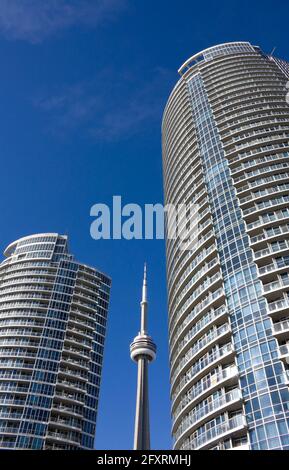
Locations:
33;66;175;142
0;0;126;43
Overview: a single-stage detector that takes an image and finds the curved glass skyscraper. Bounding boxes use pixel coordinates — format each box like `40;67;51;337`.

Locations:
162;42;289;450
0;233;110;449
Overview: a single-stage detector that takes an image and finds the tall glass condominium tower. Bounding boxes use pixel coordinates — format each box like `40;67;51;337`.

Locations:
0;233;111;449
162;42;289;450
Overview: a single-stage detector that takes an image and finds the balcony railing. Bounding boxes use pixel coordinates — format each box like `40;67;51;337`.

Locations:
180;414;246;450
268;297;289;313
168;244;216;300
251;223;289;245
273;319;289;334
171;323;231;382
169;288;225;341
174;388;242;443
263;277;289;293
170;272;222;326
255;240;289;259
170;304;227;359
279;343;289;357
170;256;219;309
46;430;80;444
172;343;234;397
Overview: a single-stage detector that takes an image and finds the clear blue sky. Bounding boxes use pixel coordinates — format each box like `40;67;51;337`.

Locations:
0;0;288;450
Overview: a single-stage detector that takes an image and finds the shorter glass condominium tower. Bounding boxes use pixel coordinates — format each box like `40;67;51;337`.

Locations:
162;42;289;450
0;233;111;449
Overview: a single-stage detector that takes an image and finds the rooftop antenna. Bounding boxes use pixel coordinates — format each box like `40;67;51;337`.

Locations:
270;46;277;57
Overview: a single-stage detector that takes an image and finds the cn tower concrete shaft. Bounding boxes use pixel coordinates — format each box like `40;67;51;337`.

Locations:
134;358;150;449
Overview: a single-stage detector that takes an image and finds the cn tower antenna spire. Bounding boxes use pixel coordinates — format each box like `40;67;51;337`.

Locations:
140;263;147;334
130;264;156;450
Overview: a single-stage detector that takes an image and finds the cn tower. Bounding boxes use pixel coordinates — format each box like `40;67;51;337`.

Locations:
130;264;156;450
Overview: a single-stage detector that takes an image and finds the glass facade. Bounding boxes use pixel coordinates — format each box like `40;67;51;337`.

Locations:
162;42;289;450
0;233;111;449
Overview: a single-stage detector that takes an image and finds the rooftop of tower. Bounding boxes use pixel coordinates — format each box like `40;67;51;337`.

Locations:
178;41;260;75
162;41;263;129
3;233;67;258
2;232;111;282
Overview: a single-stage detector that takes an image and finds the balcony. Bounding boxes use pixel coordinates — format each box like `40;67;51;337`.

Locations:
169;256;220;313
51;404;82;418
279;343;289;362
171;323;231;382
57;379;86;393
170;272;223;331
268;297;289;318
54;391;84;405
250;223;289;247
62;347;90;360
168;244;217;302
174;388;243;448
0;439;15;448
273;319;289;341
169;287;225;342
247;211;289;234
49;416;82;432
60;356;89;370
0;371;32;382
170;304;228;360
0;398;26;407
263;277;289;298
58;368;88;382
255;240;289;262
46;430;81;446
179;414;247;450
172;365;239;424
0;426;20;434
167;230;215;283
171;343;235;399
64;336;91;349
258;260;289;279
0;411;23;419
